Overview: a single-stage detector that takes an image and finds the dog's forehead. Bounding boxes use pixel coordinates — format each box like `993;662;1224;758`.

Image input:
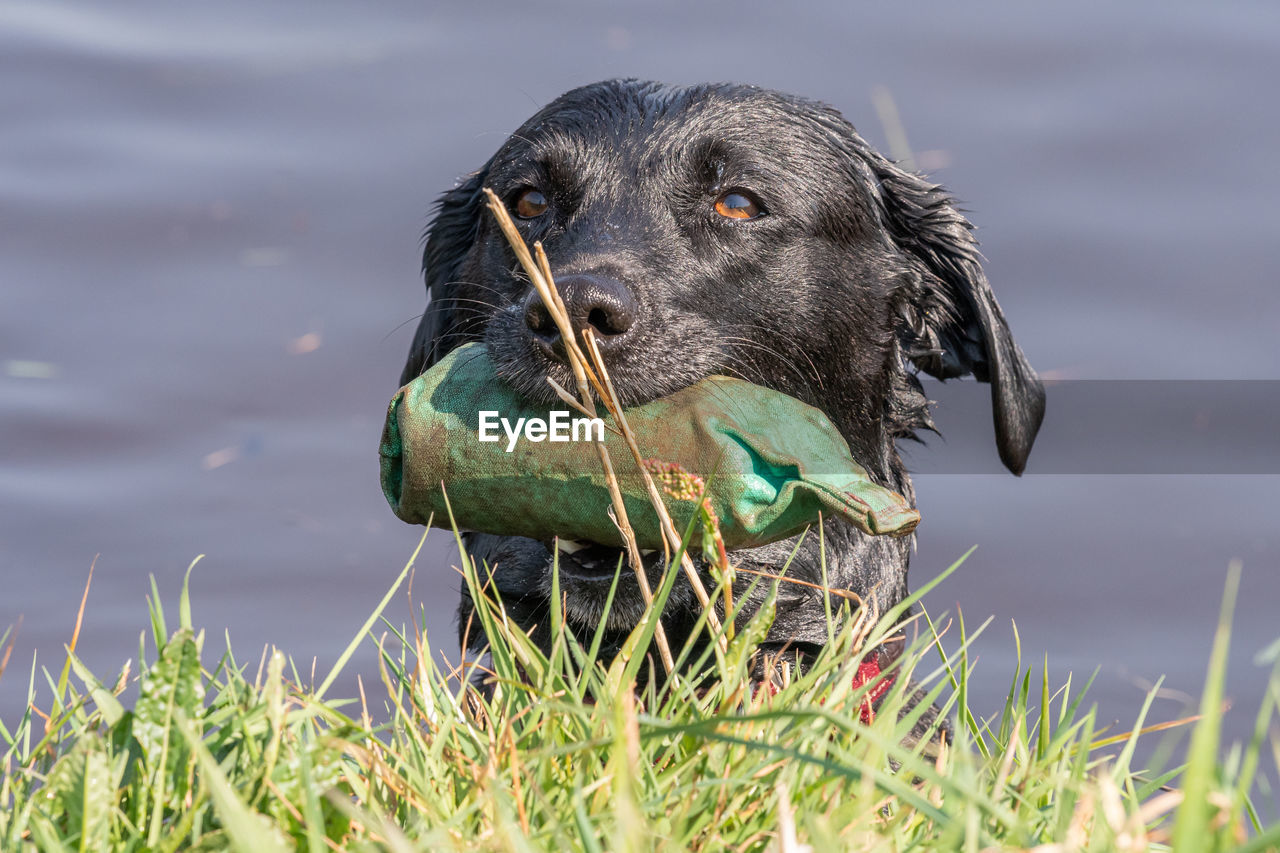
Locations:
498;80;853;176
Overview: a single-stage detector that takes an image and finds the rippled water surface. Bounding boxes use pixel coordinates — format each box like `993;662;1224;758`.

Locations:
3;2;1278;797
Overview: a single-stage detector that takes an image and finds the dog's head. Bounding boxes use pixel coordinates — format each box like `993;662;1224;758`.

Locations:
402;79;1043;633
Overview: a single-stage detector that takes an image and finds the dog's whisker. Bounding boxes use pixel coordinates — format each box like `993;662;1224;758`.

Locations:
432;305;501;320
718;324;827;389
435;279;512;298
382;312;426;342
431;309;500;328
430;298;505;315
717;336;818;393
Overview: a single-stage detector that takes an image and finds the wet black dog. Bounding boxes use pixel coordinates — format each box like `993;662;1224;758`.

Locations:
400;79;1044;695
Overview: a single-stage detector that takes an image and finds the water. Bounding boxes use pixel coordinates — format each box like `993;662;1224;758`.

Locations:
3;1;1277;806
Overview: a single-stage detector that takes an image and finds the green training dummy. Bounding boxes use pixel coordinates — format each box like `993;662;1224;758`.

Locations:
380;343;918;550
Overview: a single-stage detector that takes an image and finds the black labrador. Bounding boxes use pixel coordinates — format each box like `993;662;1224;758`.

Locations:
400;79;1044;701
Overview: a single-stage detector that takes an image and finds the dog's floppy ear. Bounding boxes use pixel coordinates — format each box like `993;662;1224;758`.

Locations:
399;160;492;386
853;141;1045;475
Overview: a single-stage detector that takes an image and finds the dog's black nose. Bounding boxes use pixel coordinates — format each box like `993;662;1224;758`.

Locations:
524;274;638;356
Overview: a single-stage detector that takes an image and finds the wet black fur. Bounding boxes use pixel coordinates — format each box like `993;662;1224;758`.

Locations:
400;79;1044;685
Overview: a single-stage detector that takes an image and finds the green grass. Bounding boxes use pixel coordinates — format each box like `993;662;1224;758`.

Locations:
1;534;1276;851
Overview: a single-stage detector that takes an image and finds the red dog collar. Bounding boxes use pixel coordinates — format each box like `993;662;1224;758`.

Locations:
851;657;893;724
758;654;893;724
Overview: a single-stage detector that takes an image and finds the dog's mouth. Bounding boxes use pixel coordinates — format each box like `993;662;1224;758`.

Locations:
551;538;663;583
547;538;682;632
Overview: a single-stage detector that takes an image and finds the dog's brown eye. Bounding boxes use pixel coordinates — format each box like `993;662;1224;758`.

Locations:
515;188;549;219
714;191;762;220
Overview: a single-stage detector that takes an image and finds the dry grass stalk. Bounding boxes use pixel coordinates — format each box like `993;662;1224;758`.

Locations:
579;329;727;648
481;188;675;675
